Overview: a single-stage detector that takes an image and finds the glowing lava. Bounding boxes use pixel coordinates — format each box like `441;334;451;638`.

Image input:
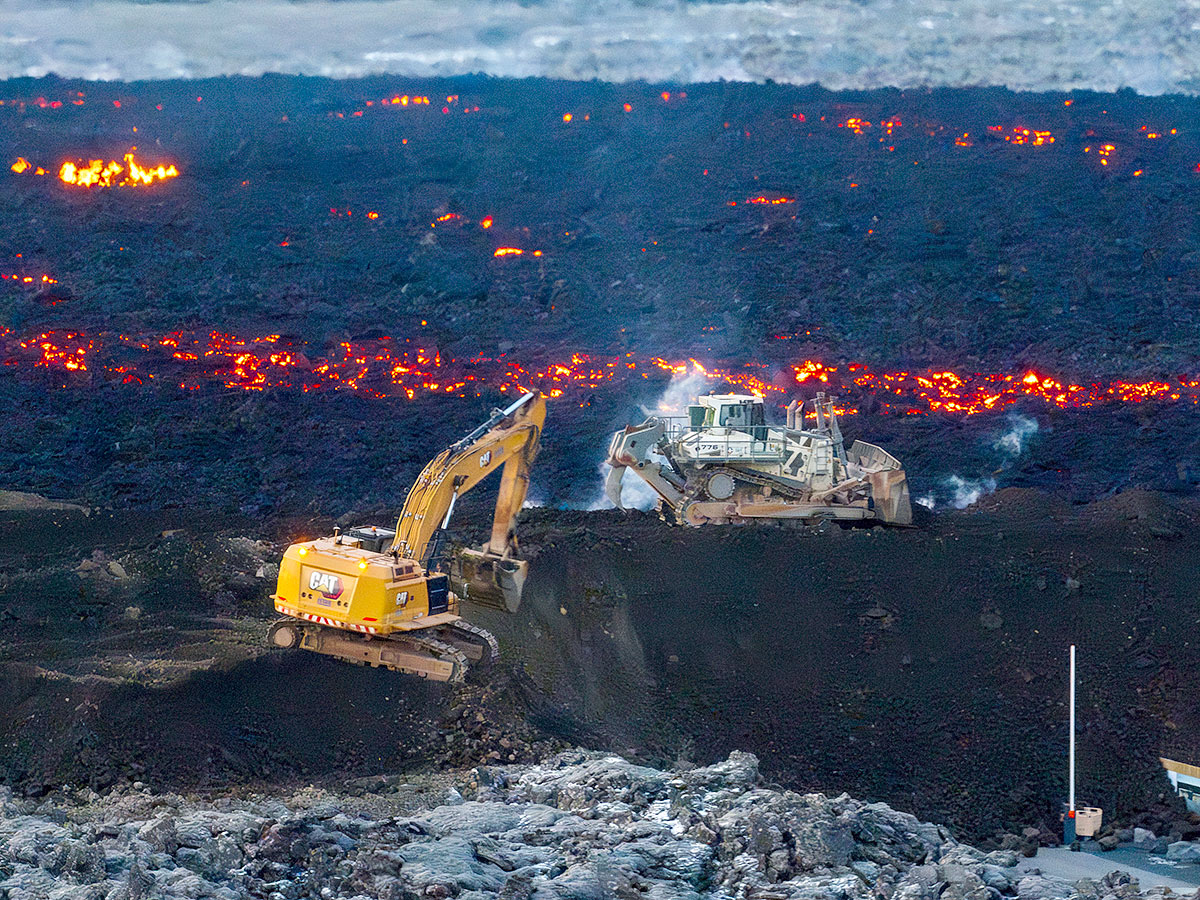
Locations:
1;328;1197;417
58;152;179;187
1;273;57;285
988;126;1055;146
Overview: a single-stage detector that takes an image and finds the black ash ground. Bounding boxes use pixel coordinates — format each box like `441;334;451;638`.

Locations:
1;76;1199;844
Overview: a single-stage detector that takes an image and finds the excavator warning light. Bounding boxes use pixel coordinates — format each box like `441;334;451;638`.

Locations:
358;559;369;570
297;546;308;556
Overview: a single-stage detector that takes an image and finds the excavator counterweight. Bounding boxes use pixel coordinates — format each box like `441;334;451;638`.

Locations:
268;392;546;681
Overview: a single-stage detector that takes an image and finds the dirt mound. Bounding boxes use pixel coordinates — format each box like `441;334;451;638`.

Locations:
2;492;1199;841
1078;489;1197;538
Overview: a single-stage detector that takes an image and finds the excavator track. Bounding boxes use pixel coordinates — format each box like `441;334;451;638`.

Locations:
403;633;471;682
433;620;500;669
269;618;471;682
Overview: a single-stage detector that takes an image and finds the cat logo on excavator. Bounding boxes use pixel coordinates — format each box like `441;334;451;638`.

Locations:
308;571;344;599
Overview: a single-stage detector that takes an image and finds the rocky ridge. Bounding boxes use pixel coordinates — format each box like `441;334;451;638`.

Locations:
1;751;1193;900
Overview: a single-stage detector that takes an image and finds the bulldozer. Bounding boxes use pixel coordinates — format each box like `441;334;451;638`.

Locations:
268;391;546;682
605;391;911;526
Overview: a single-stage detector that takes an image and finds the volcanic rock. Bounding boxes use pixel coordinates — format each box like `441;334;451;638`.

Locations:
1165;840;1200;862
0;752;1180;900
1131;828;1157;850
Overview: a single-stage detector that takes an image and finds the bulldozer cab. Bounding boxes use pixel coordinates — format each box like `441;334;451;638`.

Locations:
698;395;768;440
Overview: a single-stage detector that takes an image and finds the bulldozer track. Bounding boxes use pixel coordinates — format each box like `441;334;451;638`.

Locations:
686;466;815;502
677;464;874;525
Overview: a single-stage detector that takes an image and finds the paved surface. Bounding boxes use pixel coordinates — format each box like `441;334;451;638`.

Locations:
1019;847;1200;892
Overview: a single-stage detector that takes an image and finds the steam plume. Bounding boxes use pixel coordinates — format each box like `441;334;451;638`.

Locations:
917;413;1038;510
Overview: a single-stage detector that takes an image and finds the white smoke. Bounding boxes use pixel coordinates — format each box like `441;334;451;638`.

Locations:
994;414;1038;457
644;368;711;420
0;0;1192;95
919;474;997;511
945;475;997;509
588;365;714;511
920;414;1038;510
590;463;660;511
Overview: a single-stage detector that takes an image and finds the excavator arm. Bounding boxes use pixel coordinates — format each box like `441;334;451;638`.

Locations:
390;391;546;611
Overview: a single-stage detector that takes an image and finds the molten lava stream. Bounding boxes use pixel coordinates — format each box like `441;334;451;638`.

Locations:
0;328;1196;414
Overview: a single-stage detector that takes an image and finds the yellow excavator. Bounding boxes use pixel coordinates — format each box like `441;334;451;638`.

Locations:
267;392;546;682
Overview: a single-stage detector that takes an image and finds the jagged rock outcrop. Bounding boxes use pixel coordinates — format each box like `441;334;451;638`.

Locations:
0;751;1176;900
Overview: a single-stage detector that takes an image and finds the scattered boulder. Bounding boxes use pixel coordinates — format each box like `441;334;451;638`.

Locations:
1132;827;1157;850
1165;840;1200;862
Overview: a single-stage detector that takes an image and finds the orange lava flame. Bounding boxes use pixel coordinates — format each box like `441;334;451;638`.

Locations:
0;328;1196;417
1;273;57;285
58;151;179;188
988;126;1055;146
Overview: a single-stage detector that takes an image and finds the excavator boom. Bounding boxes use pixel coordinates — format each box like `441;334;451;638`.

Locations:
391;392;545;610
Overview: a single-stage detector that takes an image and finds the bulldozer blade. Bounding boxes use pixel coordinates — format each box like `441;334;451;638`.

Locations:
868;468;914;526
450;548;528;613
604;461;627;509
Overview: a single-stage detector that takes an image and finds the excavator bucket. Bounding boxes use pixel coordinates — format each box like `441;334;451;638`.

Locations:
450;547;528;613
